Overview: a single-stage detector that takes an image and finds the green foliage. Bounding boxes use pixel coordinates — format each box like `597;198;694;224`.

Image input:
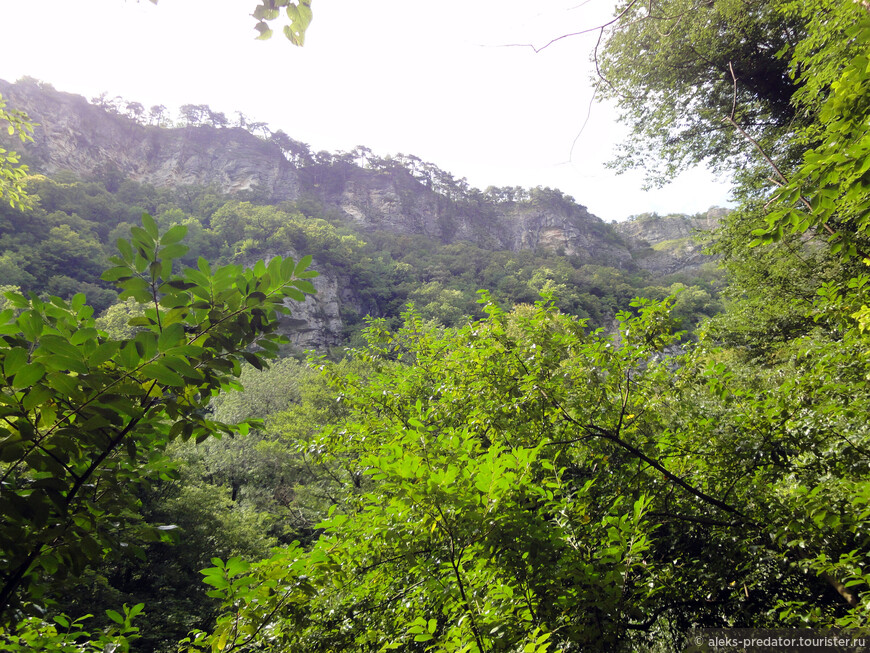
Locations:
752;3;870;261
205;289;870;647
0;93;35;210
0;155;723;342
182;298;760;652
94;298;148;340
357;229;718;333
9;2;870;646
210;200;366;271
166;358;324;544
691;0;870;627
144;0;314;45
211;357;309;424
0;214;317;624
252;0;313;44
0;603;143;652
599;0;804;185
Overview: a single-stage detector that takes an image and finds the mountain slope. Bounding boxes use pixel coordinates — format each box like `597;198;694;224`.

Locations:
0;77;726;347
1;77;723;270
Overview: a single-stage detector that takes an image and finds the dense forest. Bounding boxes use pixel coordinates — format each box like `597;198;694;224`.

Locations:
1;0;870;651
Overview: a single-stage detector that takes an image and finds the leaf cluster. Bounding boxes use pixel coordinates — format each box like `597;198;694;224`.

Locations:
0;213;317;624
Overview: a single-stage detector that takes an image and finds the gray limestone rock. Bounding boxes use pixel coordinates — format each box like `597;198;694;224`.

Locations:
0;78;299;200
613;209;724;274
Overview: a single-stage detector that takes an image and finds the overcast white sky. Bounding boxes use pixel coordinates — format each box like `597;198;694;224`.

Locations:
0;0;733;221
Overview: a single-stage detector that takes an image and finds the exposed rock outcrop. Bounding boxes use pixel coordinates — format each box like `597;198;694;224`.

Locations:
311;164;635;265
0;78;299;200
615;209;723;243
235;249;364;350
613;209;725;274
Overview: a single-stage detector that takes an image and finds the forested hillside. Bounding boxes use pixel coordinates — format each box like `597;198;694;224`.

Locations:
1;0;869;651
0;77;725;346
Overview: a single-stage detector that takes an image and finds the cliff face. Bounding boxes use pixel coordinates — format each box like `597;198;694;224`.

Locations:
1;78;640;266
613;209;725;274
614;210;723;243
309;164;633;266
0;79;299;200
237;249;357;350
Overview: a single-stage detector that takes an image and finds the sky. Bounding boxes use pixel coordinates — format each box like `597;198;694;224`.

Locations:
0;0;734;222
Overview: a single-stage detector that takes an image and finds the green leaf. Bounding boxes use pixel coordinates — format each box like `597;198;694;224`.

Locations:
280;257;295;279
159;293;191;308
46;371;80;396
162;355;201;380
42;354;88;375
3;347;28;378
253;5;279;20
70;327;98;346
38;334;86;361
22;385;51;411
255;22;273;40
106;609;125;625
18;310;44;340
130;226;155;252
117;237;134;262
140;362;185;387
159;243;189;260
12;362;45;389
160;224;188;245
197;257;212;276
292;279;316;294
294;255;313;275
157;323;185;351
102;265;134;282
3;291;29;309
141;213;159;239
0;441;25;463
242;351;265;370
118;277;153;303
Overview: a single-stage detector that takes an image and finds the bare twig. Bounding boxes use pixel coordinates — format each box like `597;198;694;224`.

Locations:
568;82;599;163
568;0;596;11
500;0;642;54
728;62;737;121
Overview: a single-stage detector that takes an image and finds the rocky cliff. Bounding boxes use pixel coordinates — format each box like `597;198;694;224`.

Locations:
0;78;642;266
306;163;634;266
235;249;352;350
0;78;300;200
613;209;725;274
